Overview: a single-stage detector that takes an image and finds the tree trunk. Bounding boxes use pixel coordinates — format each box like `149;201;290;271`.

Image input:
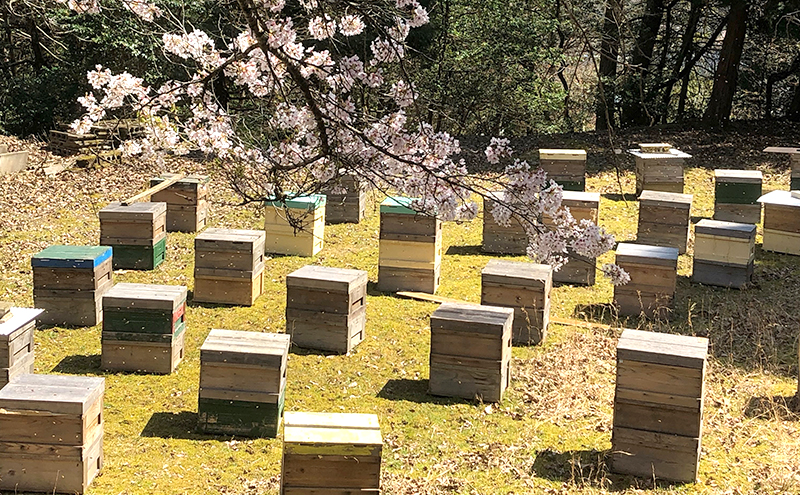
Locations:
659;0;704;122
620;0;665;126
703;0;748;126
596;0;622;130
788;81;800;122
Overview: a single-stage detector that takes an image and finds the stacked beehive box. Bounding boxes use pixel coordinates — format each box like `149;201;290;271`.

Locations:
714;170;762;224
481;259;552;345
628;143;691;195
0;374;105;493
285;265;367;353
614;243;679;319
149;173;210;232
264;195;326;256
281;411;383;494
612;329;708;483
758;190;800;255
198;329;290;437
539;149;587;191
0;307;41;388
101;283;187;374
429;302;514;402
99;202;167;270
482;191;528;255
637;190;693;254
378;197;442;293
194;228;265;306
543;191;601;285
763;147;800;190
693;219;756;289
31;245;113;326
322;175;367;224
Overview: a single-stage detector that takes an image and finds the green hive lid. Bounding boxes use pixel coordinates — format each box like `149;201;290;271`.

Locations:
380;196;422;215
32;245;113;268
264;194;326;210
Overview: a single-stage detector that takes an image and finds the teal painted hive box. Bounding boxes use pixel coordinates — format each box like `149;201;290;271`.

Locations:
32;245;113;326
714;170;762;224
264;194;326;256
198;329;290;437
101;283;187;374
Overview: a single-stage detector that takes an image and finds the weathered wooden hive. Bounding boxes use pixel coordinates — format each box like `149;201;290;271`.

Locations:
429;302;514;402
482;191;528;255
285;265;367;354
693;219;756;289
480;259;552;345
0;307;41;388
101;283;187;374
628;143;691;196
378;196;442;293
0;374;105;494
281;411;383;494
98;202;167;270
193;228;266;306
613;243;679;319
713;170;762;224
758;190;800;256
538;149;587;191
543;190;601;285
31;245;113;326
763;146;800;190
264;194;326;256
637;190;693;254
611;328;708;483
198;329;290;437
322;175;368;224
149;173;210;232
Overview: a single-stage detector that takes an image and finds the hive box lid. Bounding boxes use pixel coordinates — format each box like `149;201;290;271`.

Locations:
627;148;692;159
196;228;265;247
99;201;167;218
481;259;552;287
151;173;210;185
287;265;368;293
0;307;43;338
715;169;763;183
638;190;693;207
617;328;708;369
0;374;105;414
283;411;382;447
539;149;586;160
695;219;756;239
201;329;290;366
561;190;601;207
758;189;800;207
615;243;679;265
763;146;800;154
32;245;113;268
380;196;429;215
264;194;326;210
103;282;187;310
430;302;514;335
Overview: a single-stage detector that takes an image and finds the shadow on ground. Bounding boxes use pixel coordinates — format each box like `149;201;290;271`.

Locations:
141;411;221;441
51;354;102;375
377;378;476;406
744;395;800;420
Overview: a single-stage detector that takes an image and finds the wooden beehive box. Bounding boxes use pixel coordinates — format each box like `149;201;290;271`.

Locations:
693;219;756;289
286;265;368;354
763;146;800;190
378;196;442;293
194;229;266;306
264;195;326;256
544;191;601;285
198;329;290;437
322;175;368;224
758;190;800;256
612;328;708;483
31;245;113;326
714;170;762;224
481;259;552;345
0;307;41;388
150;174;210;232
99;202;168;270
482;191;528;255
614;243;679;319
281;411;383;494
538;149;587;191
429;302;513;402
0;374;105;494
628;144;691;196
637;190;693;254
101;283;187;374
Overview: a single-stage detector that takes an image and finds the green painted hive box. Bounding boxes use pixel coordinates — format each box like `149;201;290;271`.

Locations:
714;170;763;204
198;329;290;438
111;234;166;270
102;283;187;337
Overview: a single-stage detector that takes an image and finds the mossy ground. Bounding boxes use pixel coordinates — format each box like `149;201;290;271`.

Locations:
1;153;800;494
